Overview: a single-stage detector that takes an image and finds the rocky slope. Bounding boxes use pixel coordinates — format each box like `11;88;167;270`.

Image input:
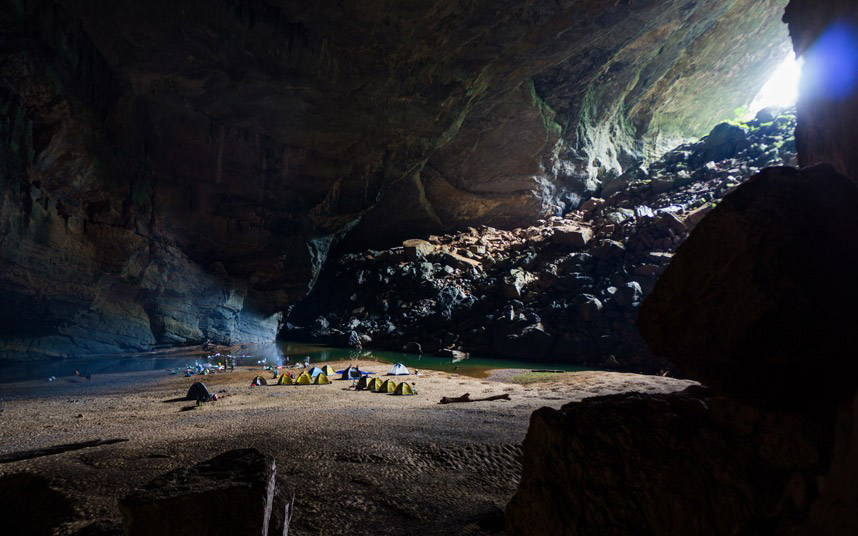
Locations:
506;2;858;531
287;109;797;372
507;164;858;534
0;0;789;359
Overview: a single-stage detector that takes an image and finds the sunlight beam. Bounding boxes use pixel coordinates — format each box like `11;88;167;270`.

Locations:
747;55;803;118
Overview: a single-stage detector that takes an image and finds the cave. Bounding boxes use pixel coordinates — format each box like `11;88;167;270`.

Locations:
1;1;856;535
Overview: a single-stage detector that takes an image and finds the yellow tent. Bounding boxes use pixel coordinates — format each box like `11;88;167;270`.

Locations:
320;365;336;376
394;382;415;396
368;377;384;392
379;379;397;393
295;371;313;385
314;373;331;385
276;373;293;385
355;375;371;390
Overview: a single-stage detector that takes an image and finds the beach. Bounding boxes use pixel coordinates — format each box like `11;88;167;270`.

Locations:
0;361;694;535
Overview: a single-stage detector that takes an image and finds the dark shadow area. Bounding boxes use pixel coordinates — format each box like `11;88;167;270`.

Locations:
0;473;76;536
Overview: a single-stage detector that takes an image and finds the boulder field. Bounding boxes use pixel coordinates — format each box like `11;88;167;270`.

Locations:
506;164;858;534
0;0;789;359
505;1;858;531
287;110;798;373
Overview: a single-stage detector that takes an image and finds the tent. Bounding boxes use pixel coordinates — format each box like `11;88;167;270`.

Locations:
320;365;336;376
355;375;371;390
314;373;331;385
307;366;325;378
340;366;364;380
276;373;293;385
379;379;397;393
367;377;384;392
387;363;410;376
186;381;210;401
394;382;415;396
251;375;268;387
295;371;313;385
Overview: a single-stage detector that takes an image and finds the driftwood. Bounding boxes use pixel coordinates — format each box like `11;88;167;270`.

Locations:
0;438;128;464
439;392;511;404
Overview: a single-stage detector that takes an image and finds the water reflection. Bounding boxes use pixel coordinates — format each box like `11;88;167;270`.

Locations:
0;340;591;383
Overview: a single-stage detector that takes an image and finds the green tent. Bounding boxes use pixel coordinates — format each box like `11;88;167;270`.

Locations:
320;365;336;376
295;371;313;385
276;373;293;385
379;379;397;393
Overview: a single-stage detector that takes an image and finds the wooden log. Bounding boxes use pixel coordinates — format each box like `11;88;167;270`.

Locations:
0;438;128;464
439;393;511;404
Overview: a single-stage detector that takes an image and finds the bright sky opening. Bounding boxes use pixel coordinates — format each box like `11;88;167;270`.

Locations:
747;55;803;118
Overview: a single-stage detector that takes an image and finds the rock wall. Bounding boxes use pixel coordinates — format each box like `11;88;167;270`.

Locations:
0;0;790;358
506;164;858;536
288;111;798;372
348;0;792;249
785;0;858;180
507;2;858;532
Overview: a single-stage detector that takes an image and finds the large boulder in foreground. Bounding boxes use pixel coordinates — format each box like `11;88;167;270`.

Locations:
119;448;292;536
638;164;858;408
506;386;830;535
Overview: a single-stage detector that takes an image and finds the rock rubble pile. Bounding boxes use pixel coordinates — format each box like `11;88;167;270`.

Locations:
507;163;858;535
287;109;797;372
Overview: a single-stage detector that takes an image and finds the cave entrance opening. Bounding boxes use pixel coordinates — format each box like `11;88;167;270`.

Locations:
746;54;803;119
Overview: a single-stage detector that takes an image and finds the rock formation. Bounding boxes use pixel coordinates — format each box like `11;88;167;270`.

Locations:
287;111;797;372
507;165;858;533
507;2;858;531
0;0;790;358
785;0;858;180
119;448;293;536
507;386;834;535
639;164;858;407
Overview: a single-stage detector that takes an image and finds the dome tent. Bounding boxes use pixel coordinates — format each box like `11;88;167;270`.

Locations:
339;366;364;380
320;365;336;376
186;381;211;401
314;373;331;385
295;371;313;385
394;382;415;396
379;379;397;393
367;377;384;392
250;375;268;387
307;366;325;378
276;373;293;385
355;375;371;390
387;363;410;376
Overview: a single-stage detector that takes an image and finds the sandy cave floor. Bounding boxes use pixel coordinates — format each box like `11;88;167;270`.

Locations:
0;361;695;535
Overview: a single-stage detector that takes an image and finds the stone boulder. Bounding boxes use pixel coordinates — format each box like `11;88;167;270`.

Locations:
493;322;555;360
694;122;750;164
506;386;831;535
119;448;292;536
502;268;537;299
551;225;593;248
0;473;76;536
402;239;436;260
639;165;858;408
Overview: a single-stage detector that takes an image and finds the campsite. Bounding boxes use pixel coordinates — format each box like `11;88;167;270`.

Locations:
0;359;692;535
